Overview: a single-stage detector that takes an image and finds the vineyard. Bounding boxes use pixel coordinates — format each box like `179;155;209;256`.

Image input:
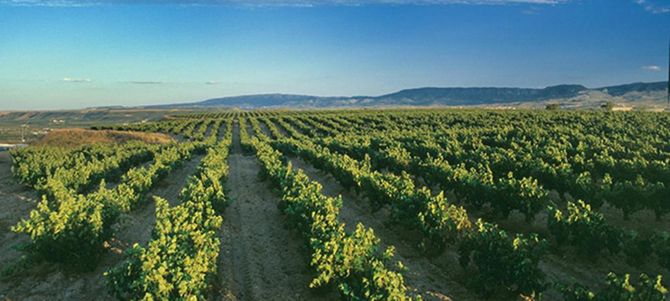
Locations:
0;109;669;301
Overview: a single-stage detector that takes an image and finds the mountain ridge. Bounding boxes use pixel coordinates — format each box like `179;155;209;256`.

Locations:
145;81;668;109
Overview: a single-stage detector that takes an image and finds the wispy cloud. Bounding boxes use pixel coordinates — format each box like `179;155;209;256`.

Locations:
521;6;541;14
62;77;92;83
205;81;221;85
3;0;97;7
124;80;164;85
0;0;570;7
634;0;670;14
641;65;662;72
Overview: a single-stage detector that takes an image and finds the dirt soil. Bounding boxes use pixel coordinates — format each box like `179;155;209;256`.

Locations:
284;137;670;300
0;151;39;294
113;153;205;249
215;121;337;301
32;128;174;147
267;116;670;300
0;152;204;301
256;119;274;138
288;156;481;301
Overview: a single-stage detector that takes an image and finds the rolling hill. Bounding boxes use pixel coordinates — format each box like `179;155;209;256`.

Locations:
147;81;668;109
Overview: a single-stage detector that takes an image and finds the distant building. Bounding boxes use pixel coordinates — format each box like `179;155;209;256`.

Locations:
612;106;634;112
0;143;27;151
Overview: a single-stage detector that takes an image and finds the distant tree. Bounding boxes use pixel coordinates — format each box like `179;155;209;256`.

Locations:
601;101;615;111
546;103;561;111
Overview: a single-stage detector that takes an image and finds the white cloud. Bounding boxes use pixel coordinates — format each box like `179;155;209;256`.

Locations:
641;65;662;72
205;81;221;85
124;80;164;85
62;77;92;83
4;0;97;6
634;0;670;13
0;0;570;7
521;6;541;14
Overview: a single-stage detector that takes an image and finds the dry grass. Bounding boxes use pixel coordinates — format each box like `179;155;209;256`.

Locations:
32;128;174;147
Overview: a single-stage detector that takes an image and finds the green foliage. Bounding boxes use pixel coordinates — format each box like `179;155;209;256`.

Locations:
250;136;415;300
12;141;203;265
559;273;668;301
106;122;233;300
601;101;615;111
621;230;654;266
495;172;548;221
547;200;621;256
546;103;561;110
11;119;214;267
274;136;473;255
11;111;670;300
417;190;471;254
608;175;664;220
653;232;670;270
12;194;105;268
458;219;547;297
106;197;223;300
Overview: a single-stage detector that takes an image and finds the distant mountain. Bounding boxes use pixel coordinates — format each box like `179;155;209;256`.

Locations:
146;81;668;109
597;81;668;96
149;94;345;109
371;84;589;106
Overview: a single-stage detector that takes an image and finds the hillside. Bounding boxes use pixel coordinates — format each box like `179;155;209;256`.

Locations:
0;109;189;144
149;81;668;109
32;128;174;147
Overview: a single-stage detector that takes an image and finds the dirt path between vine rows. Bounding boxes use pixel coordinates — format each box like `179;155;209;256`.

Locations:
288;156;482;301
113;152;205;248
269;117;290;137
217;120;229;140
215;120;336;301
257;118;275;138
202;119;215;138
0;152;204;301
0;151;38;279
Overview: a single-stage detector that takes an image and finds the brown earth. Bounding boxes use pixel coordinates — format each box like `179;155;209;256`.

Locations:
288;153;670;300
215;120;337;301
113;153;205;249
257;119;275;138
288;156;481;301
32;128;174;147
265;118;478;300
0;151;204;301
273;115;670;300
0;151;39;297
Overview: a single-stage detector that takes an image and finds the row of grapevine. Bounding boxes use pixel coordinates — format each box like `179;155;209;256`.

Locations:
547;200;670;269
272;134;548;297
289;116;670;265
98;118;227;142
294;115;550;222
245;134;416;300
12;141;204;267
168;111;237;119
11;142;154;192
106;121;233;300
264;118;548;297
260;114;668;299
558;272;667;301
298;112;670;220
290;114;670;272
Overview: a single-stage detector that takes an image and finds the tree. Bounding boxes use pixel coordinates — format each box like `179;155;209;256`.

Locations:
601;101;615;111
546;103;561;110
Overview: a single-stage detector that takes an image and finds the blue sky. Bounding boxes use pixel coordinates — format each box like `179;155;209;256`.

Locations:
0;0;668;110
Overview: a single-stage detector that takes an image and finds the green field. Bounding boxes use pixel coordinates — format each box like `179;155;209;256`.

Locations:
1;109;669;301
0;109;209;143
